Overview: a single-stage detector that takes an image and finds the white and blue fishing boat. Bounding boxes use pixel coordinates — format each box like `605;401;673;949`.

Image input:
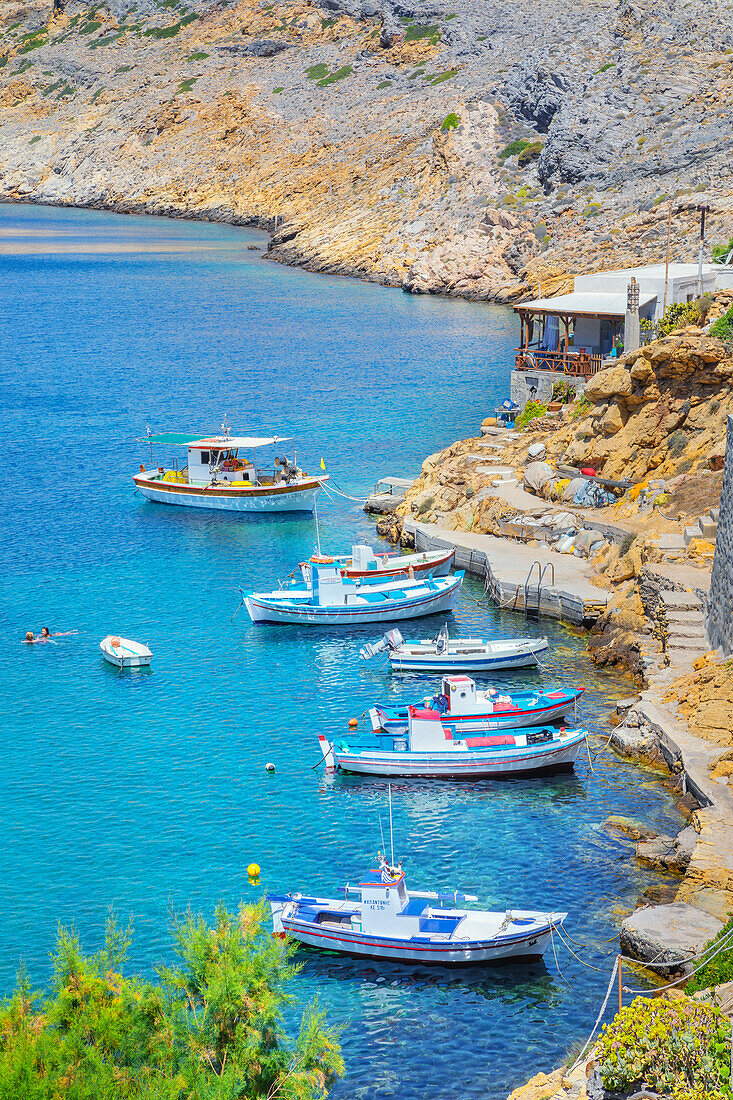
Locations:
360;625;549;672
243;564;463;626
268;857;566;965
376;675;582;735
318;705;587;778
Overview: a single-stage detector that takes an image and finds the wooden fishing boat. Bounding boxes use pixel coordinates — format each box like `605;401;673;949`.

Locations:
318;708;586;778
298;545;454;584
243;565;463;626
133;424;326;514
376;676;582;735
100;635;152;669
268;861;566;965
360;625;549;672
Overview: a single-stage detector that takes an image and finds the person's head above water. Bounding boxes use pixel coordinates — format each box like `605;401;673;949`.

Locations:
41;627;50;638
25;631;34;642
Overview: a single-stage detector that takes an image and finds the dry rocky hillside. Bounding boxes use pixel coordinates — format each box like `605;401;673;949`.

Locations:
1;0;733;297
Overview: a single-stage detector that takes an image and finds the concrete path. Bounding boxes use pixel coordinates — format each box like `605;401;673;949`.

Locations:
404;519;607;625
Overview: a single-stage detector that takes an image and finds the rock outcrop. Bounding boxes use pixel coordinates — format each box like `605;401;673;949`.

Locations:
1;0;733;298
620;901;724;975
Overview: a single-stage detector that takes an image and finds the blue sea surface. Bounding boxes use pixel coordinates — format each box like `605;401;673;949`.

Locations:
0;204;683;1098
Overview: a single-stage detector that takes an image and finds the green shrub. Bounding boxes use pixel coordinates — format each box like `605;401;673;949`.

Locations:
305;62;329;79
317;64;352;85
176;76;198;93
377;79;392;89
596;61;615;72
712;237;733;263
596;995;731;1099
143;13;197;37
658;298;712;337
272;85;284;93
29;134;41;144
668;429;689;456
570;393;591;420
425;68;458;84
188;50;209;60
441;111;460;131
115;63;132;72
687;914;733;993
498;138;530;162
551;378;576;403
516;400;548;430
517;140;543;165
404;23;440;42
0;904;343;1098
710;305;733;343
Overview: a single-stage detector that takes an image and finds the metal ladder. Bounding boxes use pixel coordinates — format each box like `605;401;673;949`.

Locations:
523;561;555;619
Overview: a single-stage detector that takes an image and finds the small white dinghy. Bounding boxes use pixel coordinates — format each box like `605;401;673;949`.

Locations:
100;635;152;669
360;625;549;673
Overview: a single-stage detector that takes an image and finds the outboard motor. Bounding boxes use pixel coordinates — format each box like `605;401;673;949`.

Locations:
435;623;449;655
359;629;404;660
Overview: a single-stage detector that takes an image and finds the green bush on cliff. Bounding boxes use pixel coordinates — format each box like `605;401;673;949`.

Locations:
515;400;548;430
0;903;343;1100
712;237;733;263
517;141;544;165
686;914;733;993
596;995;732;1100
498;139;530;162
441;112;460;131
710;305;733;343
404;23;440;42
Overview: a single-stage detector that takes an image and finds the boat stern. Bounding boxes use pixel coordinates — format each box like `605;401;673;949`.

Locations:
318;735;337;772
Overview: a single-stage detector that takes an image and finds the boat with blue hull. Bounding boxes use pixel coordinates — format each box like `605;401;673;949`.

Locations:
360;625;549;673
243;564;463;625
376;675;582;735
319;704;587;779
268;862;566;966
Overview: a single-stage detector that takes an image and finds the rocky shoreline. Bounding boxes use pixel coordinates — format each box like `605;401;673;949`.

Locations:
362;323;733;1098
2;0;733;303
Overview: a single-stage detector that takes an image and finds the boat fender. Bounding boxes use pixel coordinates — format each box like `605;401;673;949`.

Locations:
139;464;146;473
265;762;275;772
348;717;358;729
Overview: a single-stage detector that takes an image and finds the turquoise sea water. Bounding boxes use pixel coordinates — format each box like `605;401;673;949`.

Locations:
0;204;684;1098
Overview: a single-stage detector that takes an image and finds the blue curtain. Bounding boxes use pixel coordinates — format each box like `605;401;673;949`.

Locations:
539;315;559;352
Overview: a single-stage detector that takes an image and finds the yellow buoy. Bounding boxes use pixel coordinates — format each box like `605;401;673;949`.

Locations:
247;862;260;878
348;717;358;728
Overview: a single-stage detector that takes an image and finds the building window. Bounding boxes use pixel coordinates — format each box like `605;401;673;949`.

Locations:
200;451;210;464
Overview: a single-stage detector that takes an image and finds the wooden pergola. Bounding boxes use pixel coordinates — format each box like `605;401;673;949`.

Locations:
513;298;626;378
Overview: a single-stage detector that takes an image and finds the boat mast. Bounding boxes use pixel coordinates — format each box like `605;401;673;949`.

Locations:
388;782;394;867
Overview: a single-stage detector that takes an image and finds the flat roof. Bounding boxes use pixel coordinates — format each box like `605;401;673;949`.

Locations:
139;432;292;448
578;263;719;280
515;290;657;318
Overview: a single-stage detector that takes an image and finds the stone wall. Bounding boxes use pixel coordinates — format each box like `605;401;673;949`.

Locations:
707;415;733;656
509;368;586;410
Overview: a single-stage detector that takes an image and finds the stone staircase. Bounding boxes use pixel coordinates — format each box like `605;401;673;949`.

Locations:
684;507;719;547
646;589;710;688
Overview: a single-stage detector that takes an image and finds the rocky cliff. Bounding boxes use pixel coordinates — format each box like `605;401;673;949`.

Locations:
1;0;732;299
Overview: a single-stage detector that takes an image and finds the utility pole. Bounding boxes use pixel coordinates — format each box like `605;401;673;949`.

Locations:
697;204;709;299
663;201;673;314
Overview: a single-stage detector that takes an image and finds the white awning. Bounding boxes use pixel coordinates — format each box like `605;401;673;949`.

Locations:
188;436;292;449
515;290;657;318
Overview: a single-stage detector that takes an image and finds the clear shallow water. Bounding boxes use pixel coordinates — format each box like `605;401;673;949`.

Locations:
0;204;683;1098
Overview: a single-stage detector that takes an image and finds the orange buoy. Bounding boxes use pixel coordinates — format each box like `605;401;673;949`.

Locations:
139;464;146;473
348;717;359;729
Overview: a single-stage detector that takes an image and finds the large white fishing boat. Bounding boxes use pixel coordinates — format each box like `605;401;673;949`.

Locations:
269;859;566;965
133;424;327;513
243;564;464;625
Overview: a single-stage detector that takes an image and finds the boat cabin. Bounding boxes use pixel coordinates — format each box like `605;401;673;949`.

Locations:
138;430;299;487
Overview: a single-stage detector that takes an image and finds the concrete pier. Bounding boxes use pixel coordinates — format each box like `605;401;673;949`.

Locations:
403;519;608;625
